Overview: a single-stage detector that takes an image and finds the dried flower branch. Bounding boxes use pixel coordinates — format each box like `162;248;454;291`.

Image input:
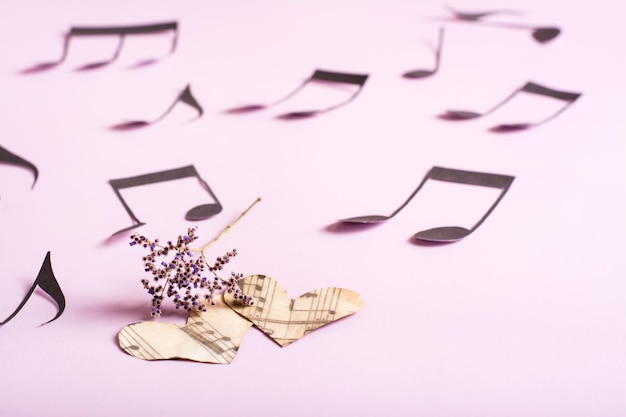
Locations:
129;197;261;318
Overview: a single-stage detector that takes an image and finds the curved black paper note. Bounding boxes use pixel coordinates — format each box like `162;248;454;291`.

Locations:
340;166;514;242
22;22;178;73
403;27;445;79
111;84;203;130
445;5;522;21
0;145;38;188
227;69;369;118
443;81;582;131
1;252;65;326
108;165;222;236
445;6;559;43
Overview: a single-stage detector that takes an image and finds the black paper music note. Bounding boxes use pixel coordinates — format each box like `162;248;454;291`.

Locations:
442;81;582;131
445;5;522;21
403;27;445;79
226;69;369;119
22;21;178;73
108;165;222;236
445;6;559;43
0;145;38;188
340;166;514;242
1;252;65;326
111;84;203;130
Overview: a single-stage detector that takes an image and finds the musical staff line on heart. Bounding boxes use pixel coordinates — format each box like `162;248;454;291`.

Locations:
225;275;363;347
118;296;253;364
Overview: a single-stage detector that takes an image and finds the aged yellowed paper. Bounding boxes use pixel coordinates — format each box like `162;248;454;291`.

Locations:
118;295;252;364
225;274;363;347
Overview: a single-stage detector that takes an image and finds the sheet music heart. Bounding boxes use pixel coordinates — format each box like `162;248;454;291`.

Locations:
118;296;252;364
224;275;363;347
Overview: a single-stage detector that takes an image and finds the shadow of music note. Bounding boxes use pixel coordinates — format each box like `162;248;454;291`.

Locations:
226;69;369;119
403;27;445;79
22;22;178;73
108;165;222;236
0;145;38;188
110;84;203;130
340;166;514;242
445;6;559;43
1;252;65;326
441;81;582;131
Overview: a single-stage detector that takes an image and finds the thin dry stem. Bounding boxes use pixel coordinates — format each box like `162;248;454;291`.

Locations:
200;197;262;253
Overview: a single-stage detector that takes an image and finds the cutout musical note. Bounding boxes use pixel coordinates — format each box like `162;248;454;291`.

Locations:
445;6;559;43
340;166;514;242
403;27;445;79
445;5;522;21
1;252;65;326
108;165;222;236
110;84;203;130
0;145;38;188
442;81;582;131
226;69;369;119
22;21;178;73
224;275;363;347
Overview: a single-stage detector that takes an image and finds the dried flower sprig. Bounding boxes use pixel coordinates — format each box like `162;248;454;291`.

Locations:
129;197;261;318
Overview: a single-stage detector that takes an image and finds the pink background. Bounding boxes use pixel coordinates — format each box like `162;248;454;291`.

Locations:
1;0;625;416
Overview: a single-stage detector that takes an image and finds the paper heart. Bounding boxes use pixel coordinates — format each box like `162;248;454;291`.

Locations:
224;274;363;347
118;296;252;364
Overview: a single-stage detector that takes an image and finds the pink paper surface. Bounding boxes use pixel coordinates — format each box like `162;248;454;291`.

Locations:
1;1;625;416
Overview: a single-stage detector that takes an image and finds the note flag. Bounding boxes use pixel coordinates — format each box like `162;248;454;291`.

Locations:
22;21;178;73
403;27;445;79
111;84;203;130
226;69;369;119
445;6;560;43
442;81;582;131
340;166;514;242
108;165;222;236
1;252;65;326
0;145;38;188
